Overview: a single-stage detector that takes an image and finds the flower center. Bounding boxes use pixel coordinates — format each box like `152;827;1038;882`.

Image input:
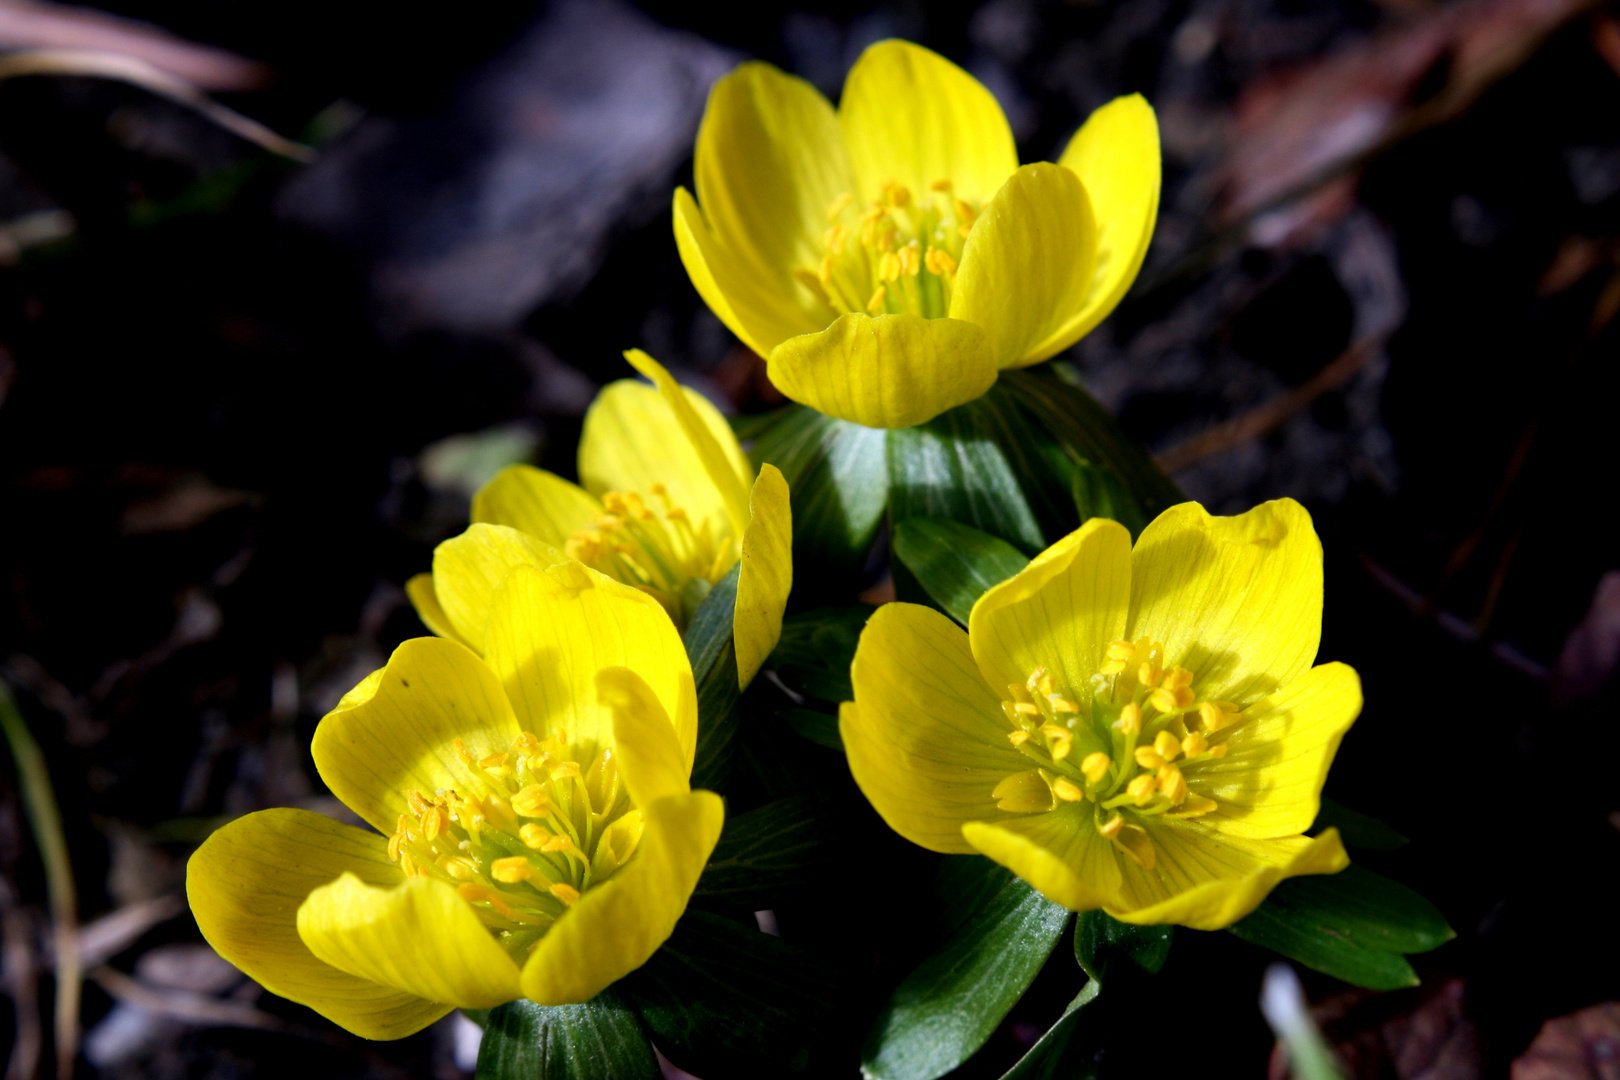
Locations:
991;639;1240;871
386;728;642;961
794;179;982;320
564;485;733;629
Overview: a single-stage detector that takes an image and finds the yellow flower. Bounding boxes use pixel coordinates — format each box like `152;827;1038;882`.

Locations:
187;561;724;1038
674;39;1160;429
407;349;791;689
840;500;1359;929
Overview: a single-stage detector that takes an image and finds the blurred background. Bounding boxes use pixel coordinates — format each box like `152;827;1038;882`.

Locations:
2;0;1618;1076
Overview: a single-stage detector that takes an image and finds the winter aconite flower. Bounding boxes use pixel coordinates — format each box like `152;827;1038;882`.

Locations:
841;500;1358;929
674;39;1160;429
408;350;790;688
188;561;724;1038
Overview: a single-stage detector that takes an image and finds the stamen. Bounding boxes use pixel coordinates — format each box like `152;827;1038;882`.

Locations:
865;285;886;314
491;857;534;884
549;883;581;905
1153;731;1182;761
826;193;853;221
993;770;1055;813
1134;746;1165;770
1080;752;1112;784
1051;777;1085;803
1127;774;1157;805
1182;732;1209;758
1158;765;1188;805
1114;702;1142;736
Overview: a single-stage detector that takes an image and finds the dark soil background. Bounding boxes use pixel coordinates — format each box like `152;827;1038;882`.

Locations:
2;0;1618;1076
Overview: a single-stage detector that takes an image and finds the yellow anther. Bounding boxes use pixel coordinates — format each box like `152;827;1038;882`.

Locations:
823;225;848;254
1158;764;1188;805
1112;823;1156;869
1051;777;1085;803
483;794;517;831
1153;731;1182;761
953;198;976;226
491;857;533;884
1006;683;1033;704
1106;640;1136;661
1182;732;1209;758
549;762;581;782
930;178;954;193
889;183;912;208
1127;773;1158;805
1149;686;1193;712
421;805;448;840
407;790;431;815
453;739;476;767
1114;702;1142;736
518;823;549;849
442;857;477;881
923;247;957;278
1026;667;1054;697
879;251;902;282
1014;702;1041;716
793;269;831;305
1139;661;1164;690
865;285;887;314
1081;752;1112;784
1209;744;1228;758
386;832;403;862
512;731;541;754
1134;746;1165;770
479;752;509;769
1008;730;1030;747
510;785;549;817
540;835;576;855
1039;723;1073;760
549;883;581;906
1167;793;1219;818
1098;813;1124;838
398;850;419;877
1047;694;1078;714
826;193;853;221
992;770;1054;813
819;254;836;285
899;244;920;276
459;884;516;919
1161;667;1193;691
1198;701;1241;731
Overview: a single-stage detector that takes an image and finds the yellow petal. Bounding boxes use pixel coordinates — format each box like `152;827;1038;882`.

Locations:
733;463;793;688
1127;499;1323;706
431;523;568;654
968;518;1132;703
839;40;1018;207
1187;663;1361;839
961;805;1121;911
674;187;776;358
472;465;603;550
683;62;854;353
1106;827;1348;931
521;790;723;1004
483;562;697;767
405;573;462;645
617;350;752;539
312;637;522;835
186;808;450;1040
1050;95;1161;350
767;312;997;429
842;603;1028;853
297;873;521;1010
950;162;1098;369
597;666;691;807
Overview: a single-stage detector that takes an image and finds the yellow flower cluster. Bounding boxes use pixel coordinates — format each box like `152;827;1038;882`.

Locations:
188;352;793;1038
185;37;1358;1047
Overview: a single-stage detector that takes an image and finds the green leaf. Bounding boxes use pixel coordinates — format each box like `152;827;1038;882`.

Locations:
1072;910;1172;984
684;564;740;792
892;517;1031;625
863;859;1073;1080
747;403;889;572
1229;865;1453;990
693;795;825;910
622;910;840;1079
1000;366;1181;532
888;394;1046;555
767;606;872;703
997;980;1102;1080
1313;798;1408;850
476;991;659;1080
782;707;844;751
